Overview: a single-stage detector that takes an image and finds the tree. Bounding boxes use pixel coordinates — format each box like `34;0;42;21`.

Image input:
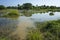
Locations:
7;6;17;9
0;5;6;10
22;3;32;10
49;6;56;9
18;4;20;9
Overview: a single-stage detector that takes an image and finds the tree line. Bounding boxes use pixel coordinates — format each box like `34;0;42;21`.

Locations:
0;3;60;10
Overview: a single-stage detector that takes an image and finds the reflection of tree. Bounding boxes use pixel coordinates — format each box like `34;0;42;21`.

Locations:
21;10;33;17
23;12;32;17
49;12;54;16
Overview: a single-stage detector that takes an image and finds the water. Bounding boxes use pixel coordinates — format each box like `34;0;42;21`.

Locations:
0;16;35;40
0;12;60;40
30;12;60;22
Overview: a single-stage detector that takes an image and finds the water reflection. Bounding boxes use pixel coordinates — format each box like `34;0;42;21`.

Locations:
0;18;19;40
49;12;54;16
14;16;35;40
0;16;35;40
31;12;60;22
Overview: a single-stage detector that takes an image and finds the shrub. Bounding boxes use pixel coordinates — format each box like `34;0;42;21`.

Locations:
8;10;19;16
3;9;19;17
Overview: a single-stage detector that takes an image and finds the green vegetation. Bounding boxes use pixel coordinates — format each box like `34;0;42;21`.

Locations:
17;3;60;12
0;5;6;10
26;20;60;40
0;3;60;40
4;9;19;17
0;20;60;40
8;10;19;16
0;3;60;11
0;3;60;17
0;9;19;17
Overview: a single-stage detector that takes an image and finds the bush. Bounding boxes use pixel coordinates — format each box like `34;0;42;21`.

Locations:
3;9;19;17
8;10;19;16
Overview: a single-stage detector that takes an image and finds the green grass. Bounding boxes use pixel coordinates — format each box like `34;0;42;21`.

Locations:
26;20;60;40
0;9;20;17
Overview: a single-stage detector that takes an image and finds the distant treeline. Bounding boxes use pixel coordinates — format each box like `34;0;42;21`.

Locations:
0;3;60;10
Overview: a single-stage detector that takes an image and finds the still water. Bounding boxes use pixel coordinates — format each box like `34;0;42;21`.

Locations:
0;12;60;40
31;12;60;22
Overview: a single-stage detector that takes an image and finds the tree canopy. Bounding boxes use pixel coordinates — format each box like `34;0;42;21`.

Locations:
0;5;6;10
22;3;32;10
0;3;60;10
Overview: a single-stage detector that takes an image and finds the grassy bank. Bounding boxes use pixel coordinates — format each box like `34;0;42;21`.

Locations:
26;20;60;40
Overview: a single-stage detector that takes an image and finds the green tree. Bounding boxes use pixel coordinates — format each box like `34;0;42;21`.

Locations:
22;3;32;10
0;5;6;10
18;4;20;9
49;6;56;9
7;6;17;9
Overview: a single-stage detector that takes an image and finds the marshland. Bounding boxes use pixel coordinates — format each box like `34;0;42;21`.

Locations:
0;0;60;40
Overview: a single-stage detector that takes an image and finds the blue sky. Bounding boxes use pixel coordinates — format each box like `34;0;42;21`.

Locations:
0;0;60;7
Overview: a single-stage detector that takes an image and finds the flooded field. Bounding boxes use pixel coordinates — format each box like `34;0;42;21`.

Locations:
0;11;60;40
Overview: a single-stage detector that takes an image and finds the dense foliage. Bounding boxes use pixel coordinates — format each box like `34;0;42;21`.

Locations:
0;3;60;10
22;3;32;10
18;4;60;10
0;5;6;10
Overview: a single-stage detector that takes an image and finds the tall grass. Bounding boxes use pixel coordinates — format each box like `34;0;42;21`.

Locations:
26;20;60;40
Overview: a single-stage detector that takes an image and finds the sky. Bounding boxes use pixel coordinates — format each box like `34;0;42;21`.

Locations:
0;0;60;7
